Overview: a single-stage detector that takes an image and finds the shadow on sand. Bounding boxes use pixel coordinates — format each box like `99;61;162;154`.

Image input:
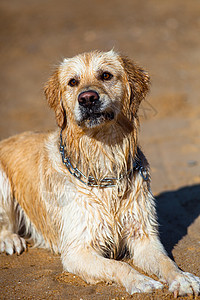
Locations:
156;184;200;256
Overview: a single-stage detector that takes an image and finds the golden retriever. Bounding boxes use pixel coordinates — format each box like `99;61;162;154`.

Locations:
0;50;199;296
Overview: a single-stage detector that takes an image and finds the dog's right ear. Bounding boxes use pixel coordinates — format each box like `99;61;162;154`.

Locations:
44;70;66;128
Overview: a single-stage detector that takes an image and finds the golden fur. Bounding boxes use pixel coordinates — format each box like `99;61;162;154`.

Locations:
0;50;199;296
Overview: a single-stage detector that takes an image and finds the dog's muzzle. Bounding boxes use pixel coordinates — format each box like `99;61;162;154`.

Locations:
77;90;115;128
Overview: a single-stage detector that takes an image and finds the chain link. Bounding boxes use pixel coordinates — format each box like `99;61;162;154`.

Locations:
59;129;149;188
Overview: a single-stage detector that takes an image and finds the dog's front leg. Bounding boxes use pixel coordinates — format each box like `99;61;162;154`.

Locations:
61;247;163;294
126;172;200;296
130;228;200;296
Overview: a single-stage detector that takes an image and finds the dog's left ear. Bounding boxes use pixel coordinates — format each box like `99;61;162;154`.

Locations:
44;69;66;128
121;56;150;115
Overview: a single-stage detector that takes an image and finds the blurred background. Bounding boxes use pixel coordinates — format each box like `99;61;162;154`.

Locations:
0;1;200;298
1;0;199;193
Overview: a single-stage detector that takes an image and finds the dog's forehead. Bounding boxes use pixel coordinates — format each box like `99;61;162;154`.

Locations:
60;51;122;77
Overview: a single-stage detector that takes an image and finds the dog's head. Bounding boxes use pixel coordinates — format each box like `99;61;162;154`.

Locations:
44;50;150;130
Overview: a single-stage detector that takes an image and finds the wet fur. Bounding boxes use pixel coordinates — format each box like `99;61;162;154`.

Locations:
0;51;199;296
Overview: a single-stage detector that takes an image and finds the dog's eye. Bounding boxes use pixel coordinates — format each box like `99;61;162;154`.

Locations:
101;72;113;81
68;78;79;87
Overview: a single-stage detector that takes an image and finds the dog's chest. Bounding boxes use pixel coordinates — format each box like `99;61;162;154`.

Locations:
59;176;144;258
76;188;131;259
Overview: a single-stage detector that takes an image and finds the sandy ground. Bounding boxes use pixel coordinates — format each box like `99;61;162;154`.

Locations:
0;0;200;299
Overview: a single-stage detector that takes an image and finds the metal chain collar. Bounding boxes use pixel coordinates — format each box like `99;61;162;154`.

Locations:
59;129;148;188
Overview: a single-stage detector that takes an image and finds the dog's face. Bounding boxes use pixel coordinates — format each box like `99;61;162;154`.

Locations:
60;51;125;129
45;50;150;130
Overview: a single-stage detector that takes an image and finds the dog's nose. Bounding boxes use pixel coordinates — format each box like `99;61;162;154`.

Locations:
78;91;99;108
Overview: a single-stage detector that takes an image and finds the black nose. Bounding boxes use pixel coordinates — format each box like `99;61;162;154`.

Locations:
78;90;99;108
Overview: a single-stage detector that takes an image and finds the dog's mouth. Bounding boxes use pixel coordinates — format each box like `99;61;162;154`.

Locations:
78;110;115;128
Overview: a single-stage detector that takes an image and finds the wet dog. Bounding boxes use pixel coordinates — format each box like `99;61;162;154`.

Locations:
0;50;199;296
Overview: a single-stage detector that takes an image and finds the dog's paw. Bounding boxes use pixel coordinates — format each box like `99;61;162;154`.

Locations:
124;272;163;294
0;232;26;255
169;271;200;297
